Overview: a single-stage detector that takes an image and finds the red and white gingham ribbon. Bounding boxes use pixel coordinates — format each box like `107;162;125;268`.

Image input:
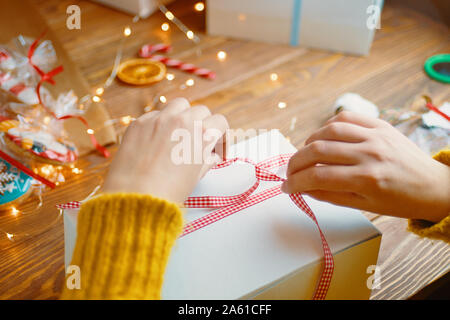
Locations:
139;43;216;80
56;154;334;299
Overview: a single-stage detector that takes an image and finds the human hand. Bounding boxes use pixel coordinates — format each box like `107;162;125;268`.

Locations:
281;111;450;222
103;98;229;204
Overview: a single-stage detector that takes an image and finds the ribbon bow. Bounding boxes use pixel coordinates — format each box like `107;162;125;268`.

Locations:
28;32;110;158
57;154;334;299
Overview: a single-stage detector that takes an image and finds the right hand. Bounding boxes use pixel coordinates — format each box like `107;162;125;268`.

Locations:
103;98;229;205
282;111;450;222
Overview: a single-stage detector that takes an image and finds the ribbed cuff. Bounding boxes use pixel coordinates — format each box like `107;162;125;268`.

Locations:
408;215;450;243
61;193;183;300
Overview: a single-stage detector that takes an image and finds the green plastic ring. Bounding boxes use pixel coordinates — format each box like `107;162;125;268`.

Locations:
424;54;450;84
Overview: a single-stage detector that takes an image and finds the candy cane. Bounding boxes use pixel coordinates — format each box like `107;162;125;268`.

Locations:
139;43;216;80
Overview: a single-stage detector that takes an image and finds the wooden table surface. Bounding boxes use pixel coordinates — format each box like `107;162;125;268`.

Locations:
0;0;449;299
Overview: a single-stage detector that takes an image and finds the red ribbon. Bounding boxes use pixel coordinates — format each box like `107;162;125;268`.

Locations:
0;149;55;189
425;103;450;122
56;154;334;299
28;32;110;158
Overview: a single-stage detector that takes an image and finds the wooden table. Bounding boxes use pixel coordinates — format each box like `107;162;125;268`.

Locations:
0;0;449;299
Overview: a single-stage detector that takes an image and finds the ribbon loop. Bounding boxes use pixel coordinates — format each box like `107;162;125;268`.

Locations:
182;154;334;300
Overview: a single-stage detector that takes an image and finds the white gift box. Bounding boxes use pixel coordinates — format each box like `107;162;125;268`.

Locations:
207;0;384;55
64;130;381;299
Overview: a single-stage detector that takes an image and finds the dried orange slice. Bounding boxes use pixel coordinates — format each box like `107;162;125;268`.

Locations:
117;59;166;85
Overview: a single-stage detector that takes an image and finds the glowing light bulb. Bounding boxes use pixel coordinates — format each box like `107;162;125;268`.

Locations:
123;26;131;37
278;101;287;109
194;2;205;11
159;95;167;103
270;73;278;81
72;167;81;174
161;23;170;31
217;51;227;61
87;129;95;134
95;87;104;95
11;207;19;216
92;95;101;103
186;30;194;40
6;233;13;240
166;73;175;81
43;116;51;125
40;165;51;176
120;115;133;125
185;79;195;87
165;11;175;20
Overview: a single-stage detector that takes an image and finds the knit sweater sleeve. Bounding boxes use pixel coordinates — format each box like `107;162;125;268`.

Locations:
407;149;450;243
60;193;183;299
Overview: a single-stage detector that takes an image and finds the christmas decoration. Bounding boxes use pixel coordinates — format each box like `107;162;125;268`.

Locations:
139;43;216;79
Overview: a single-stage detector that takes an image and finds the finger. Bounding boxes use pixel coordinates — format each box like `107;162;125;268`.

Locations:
182;105;211;121
282;165;359;194
305;122;370;145
303;190;367;209
287;141;361;176
203;114;229;158
199;152;222;179
326;110;381;128
135;110;160;124
163;97;191;115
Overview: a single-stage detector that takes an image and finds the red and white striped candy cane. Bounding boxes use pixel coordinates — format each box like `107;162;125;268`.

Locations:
139;43;216;80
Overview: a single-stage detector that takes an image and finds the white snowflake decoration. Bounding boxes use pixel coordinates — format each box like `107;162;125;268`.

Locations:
0;162;17;195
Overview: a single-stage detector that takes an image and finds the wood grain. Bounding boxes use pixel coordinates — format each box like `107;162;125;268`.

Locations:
0;0;449;299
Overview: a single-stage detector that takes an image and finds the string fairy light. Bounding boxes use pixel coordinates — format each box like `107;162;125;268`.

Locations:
270;73;278;81
95;87;104;95
72;167;82;174
194;2;205;12
158;2;200;43
161;22;170;31
11;207;19;216
217;51;227;61
186;30;195;40
120;115;134;125
278;101;287;109
77;4;209;140
6;233;14;241
123;26;132;37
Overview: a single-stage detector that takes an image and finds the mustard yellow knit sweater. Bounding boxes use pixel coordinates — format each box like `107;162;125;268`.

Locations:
61;150;450;300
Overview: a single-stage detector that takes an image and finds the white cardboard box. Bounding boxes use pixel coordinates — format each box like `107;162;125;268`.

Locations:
207;0;384;55
64;130;381;299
